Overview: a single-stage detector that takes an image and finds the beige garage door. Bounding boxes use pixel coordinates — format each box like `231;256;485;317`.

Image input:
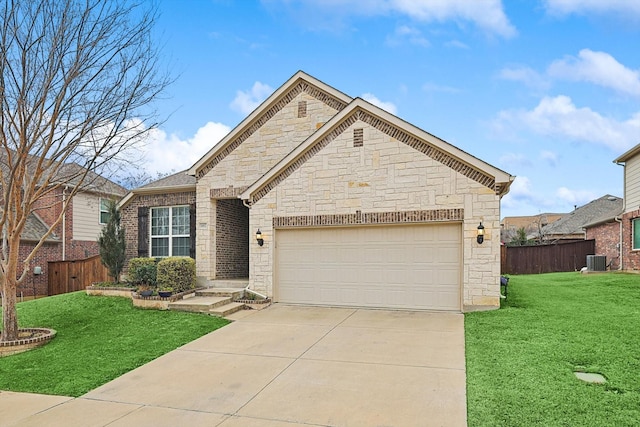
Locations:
275;223;461;311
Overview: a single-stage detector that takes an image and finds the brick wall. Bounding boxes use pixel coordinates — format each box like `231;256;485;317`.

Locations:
621;210;640;270
215;199;249;278
16;242;60;297
585;221;621;270
120;191;196;274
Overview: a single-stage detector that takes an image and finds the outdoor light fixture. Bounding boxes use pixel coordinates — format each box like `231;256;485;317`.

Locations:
477;222;485;244
256;229;264;246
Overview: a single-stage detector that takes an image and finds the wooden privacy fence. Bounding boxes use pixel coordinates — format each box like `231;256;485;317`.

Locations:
501;240;596;275
48;255;110;296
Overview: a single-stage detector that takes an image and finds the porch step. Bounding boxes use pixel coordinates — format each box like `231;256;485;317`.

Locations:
168;296;234;313
208;279;249;289
196;288;245;300
209;302;246;317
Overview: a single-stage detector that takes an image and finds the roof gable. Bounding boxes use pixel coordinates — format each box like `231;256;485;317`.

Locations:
187;71;352;179
241;98;514;204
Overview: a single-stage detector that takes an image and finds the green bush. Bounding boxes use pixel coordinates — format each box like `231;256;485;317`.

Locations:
157;257;196;293
127;258;158;287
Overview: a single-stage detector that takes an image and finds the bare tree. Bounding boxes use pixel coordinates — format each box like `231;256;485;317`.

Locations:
0;0;171;341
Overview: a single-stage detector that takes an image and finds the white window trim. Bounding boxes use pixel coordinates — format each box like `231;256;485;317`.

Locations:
149;205;190;257
99;198;110;225
633;218;640;251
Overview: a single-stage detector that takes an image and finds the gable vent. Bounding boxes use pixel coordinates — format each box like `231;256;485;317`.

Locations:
353;128;363;147
297;100;307;118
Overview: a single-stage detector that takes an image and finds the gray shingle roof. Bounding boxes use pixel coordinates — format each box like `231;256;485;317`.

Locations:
138;170;195;189
21;213;60;242
541;195;623;237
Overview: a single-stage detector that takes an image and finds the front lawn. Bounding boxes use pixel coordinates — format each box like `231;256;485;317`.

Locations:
465;272;640;426
0;292;228;397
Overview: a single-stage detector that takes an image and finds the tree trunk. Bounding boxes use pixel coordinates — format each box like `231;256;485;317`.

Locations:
1;277;18;342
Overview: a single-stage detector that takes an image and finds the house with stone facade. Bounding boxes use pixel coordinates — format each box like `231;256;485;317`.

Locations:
613;144;640;270
124;71;514;312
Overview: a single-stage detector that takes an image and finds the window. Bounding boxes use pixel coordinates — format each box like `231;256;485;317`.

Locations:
150;206;190;257
99;198;110;224
633;218;640;250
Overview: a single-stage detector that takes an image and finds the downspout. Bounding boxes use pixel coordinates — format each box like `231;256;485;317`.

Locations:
240;196;268;299
62;186;68;261
615;216;623;270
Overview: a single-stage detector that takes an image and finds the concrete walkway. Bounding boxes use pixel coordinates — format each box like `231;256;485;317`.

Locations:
1;305;467;426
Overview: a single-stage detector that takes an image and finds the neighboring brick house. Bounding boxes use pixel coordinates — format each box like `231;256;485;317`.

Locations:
125;71;515;312
14;166;126;297
540;195;623;244
614;144;640;271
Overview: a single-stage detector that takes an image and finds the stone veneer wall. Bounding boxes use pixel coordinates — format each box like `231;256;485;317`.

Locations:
585;221;621;270
249;119;502;311
215;199;249;278
196;90;341;279
120;191;196;274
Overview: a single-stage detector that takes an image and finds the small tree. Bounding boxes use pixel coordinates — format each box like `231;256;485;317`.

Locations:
98;199;125;283
0;0;171;342
510;227;531;246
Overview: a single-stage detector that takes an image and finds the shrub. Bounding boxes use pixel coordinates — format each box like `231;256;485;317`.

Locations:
127;258;158;287
157;257;196;293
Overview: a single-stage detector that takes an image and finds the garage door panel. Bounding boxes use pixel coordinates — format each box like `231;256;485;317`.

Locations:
276;224;461;311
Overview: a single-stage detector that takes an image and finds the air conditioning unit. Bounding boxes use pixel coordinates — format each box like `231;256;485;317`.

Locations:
586;255;606;272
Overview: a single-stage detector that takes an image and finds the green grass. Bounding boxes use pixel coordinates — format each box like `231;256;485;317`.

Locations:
465;272;640;427
0;292;228;397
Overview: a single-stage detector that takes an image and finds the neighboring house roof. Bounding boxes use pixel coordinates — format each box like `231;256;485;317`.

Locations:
541;195;623;238
55;162;127;197
0;151;126;197
22;213;61;243
118;170;195;208
187;71;353;178
501;213;564;231
240;97;514;203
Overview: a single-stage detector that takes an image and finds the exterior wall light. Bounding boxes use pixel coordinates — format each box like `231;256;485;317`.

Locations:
477;222;485;244
256;229;264;246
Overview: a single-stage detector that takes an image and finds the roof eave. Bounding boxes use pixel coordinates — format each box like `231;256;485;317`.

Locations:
117;184;196;209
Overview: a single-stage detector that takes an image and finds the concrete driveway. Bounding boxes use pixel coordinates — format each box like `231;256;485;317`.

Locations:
2;305;467;426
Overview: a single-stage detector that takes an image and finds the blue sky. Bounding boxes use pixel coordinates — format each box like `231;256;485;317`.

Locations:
140;0;640;218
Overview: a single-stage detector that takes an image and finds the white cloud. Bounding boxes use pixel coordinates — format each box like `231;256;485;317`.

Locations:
501;176;536;210
264;0;516;38
548;49;640;96
362;93;398;115
543;0;640;18
540;150;558;167
140;121;230;175
493;95;640;152
385;25;429;47
230;81;274;115
498;65;550;90
556;186;599;207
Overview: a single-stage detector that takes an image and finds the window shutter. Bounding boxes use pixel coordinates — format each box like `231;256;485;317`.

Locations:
189;204;196;259
138;207;149;257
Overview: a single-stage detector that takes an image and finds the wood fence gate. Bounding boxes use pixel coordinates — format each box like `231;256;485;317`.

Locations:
48;255;110;296
501;240;596;275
